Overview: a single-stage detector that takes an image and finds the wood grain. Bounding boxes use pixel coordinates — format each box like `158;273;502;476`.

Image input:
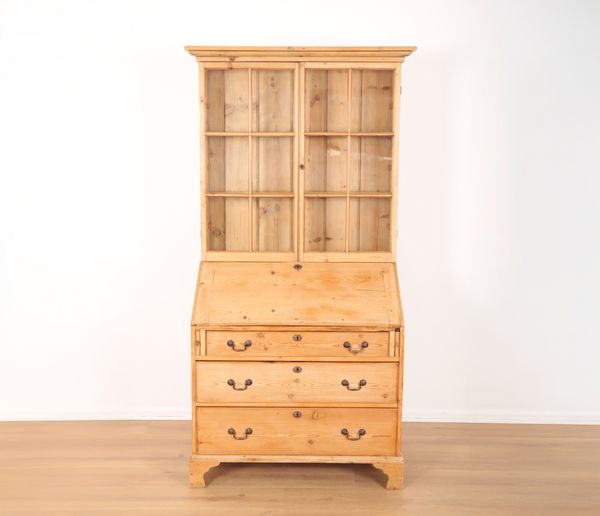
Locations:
251;69;293;132
185;46;417;60
195;407;396;455
372;461;403;489
195;361;397;403
189;460;220;487
1;421;598;515
191;262;403;328
205;330;389;358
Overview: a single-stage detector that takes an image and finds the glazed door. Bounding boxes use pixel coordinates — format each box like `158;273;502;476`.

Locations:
201;62;298;261
200;61;400;262
300;63;399;262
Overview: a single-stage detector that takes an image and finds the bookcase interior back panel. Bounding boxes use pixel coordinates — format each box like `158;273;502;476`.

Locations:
200;61;400;261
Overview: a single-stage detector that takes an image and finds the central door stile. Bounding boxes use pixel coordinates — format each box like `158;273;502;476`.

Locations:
297;62;305;263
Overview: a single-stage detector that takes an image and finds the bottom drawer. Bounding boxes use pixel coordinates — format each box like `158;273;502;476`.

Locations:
195;407;397;456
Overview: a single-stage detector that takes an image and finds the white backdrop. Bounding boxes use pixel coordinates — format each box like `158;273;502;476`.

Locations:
1;0;599;423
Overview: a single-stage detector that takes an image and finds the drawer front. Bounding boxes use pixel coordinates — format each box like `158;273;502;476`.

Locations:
195;407;396;455
196;362;397;404
205;331;389;357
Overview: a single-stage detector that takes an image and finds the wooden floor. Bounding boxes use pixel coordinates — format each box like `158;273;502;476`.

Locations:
1;422;599;515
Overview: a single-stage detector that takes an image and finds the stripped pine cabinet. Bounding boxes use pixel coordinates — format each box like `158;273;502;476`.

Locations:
186;46;415;489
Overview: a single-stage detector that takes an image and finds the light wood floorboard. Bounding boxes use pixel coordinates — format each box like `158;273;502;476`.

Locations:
1;421;599;515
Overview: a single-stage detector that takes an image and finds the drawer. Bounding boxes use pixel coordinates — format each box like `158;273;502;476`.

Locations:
205;331;389;358
195;407;396;455
195;362;397;404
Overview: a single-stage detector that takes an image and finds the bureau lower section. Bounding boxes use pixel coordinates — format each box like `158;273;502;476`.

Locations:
195;407;396;455
190;326;404;489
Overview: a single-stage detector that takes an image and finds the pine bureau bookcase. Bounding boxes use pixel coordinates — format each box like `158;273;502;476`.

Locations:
185;46;415;489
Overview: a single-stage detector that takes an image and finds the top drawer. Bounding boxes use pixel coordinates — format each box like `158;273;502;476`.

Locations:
205;331;390;358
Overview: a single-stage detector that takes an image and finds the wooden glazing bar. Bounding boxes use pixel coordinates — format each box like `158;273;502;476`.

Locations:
305;132;394;137
345;68;351;253
247;67;253;252
206;132;295;137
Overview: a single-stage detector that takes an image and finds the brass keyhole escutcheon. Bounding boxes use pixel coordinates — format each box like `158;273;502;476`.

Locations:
293;334;302;342
293;366;302;373
292;411;302;418
293;264;302;271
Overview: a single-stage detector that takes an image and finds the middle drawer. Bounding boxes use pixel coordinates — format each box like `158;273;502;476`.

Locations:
195;362;398;404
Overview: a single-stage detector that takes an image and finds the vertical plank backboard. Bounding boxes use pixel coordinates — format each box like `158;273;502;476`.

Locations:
305;69;326;131
254;198;293;252
354;69;393;132
327;70;348;132
325;198;346;251
207;197;225;251
252;69;293;132
205;69;224;131
225;198;250;251
224;69;249;131
253;138;293;192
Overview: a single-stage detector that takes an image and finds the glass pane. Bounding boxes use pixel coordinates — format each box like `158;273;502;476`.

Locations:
252;198;293;252
305;69;348;132
251;70;293;132
252;137;293;193
304;197;346;252
207;137;248;193
350;70;394;132
349;137;392;193
206;69;249;132
207;197;249;251
304;137;347;193
348;198;391;252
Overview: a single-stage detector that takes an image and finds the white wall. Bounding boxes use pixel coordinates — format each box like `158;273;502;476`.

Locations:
1;0;599;423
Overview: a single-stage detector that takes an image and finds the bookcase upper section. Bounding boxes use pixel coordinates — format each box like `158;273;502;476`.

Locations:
186;46;415;262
